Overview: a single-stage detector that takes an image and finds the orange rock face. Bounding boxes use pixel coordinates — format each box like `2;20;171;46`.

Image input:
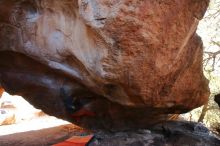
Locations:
0;0;209;130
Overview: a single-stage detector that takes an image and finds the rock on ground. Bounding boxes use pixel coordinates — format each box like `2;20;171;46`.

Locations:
89;121;220;146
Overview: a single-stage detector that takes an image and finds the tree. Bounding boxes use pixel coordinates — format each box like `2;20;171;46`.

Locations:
197;0;220;127
181;0;220;130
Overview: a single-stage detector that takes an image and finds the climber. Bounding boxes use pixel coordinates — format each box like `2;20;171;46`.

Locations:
214;93;220;107
60;87;95;121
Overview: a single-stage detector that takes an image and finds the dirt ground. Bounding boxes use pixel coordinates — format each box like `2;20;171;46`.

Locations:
0;92;88;146
0;122;86;146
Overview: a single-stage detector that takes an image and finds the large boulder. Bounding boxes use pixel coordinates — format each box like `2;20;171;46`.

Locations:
0;0;210;130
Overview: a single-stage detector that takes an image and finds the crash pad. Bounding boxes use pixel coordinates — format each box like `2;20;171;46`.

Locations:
53;135;94;146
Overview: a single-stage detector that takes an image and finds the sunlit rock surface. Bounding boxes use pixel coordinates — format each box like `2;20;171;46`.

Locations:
0;0;210;130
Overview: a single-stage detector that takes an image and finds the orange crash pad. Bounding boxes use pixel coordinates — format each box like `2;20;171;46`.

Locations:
53;135;94;146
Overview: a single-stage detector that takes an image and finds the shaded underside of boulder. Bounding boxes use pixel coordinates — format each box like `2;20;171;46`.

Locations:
0;0;210;130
